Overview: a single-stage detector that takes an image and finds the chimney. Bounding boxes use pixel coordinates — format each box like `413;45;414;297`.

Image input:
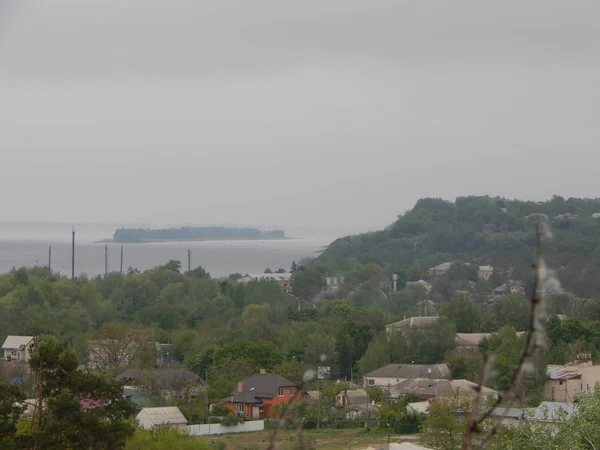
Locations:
260;369;267;375
237;381;243;393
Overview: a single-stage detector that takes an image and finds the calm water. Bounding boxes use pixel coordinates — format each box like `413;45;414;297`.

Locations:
0;222;372;278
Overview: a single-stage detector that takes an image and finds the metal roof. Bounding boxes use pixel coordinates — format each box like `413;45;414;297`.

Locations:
529;402;579;422
386;316;441;329
138;407;188;425
546;365;581;380
390;378;497;399
1;336;34;350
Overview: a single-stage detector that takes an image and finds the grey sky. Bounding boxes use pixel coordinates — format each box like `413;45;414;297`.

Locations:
1;1;599;228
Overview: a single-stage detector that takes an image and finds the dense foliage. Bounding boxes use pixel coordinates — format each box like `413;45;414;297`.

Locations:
0;336;135;450
318;195;600;298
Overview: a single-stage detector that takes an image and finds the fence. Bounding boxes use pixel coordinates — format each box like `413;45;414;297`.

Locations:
186;420;265;436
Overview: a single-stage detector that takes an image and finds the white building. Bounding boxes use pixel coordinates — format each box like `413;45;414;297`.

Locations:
478;265;494;280
1;336;36;362
136;407;188;430
237;273;292;290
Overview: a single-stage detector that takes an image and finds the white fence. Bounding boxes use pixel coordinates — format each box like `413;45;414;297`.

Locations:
186;420;265;436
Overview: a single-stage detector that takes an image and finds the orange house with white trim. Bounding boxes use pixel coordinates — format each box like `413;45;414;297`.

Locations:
224;370;301;419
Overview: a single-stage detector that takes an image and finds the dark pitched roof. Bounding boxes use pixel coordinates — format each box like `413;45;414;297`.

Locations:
115;368;206;388
228;373;297;402
365;364;450;379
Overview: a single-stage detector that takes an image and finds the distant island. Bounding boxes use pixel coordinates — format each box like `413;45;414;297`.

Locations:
100;226;287;243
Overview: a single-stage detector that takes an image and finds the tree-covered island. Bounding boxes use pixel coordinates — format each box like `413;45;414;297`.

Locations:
107;226;286;243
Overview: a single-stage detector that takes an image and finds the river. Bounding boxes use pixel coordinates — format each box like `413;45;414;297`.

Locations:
0;222;371;278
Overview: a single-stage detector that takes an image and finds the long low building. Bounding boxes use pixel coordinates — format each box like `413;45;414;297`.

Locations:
236;273;292;290
363;363;450;389
389;378;498;401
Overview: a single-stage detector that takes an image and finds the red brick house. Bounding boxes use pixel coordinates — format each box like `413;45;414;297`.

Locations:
224;369;301;419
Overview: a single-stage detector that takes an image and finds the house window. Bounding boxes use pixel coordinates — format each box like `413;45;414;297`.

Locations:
368;379;374;385
236;403;243;412
11;351;17;356
290;388;296;397
278;388;284;397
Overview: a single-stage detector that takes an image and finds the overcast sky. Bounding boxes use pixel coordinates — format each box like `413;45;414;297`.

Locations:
1;0;599;228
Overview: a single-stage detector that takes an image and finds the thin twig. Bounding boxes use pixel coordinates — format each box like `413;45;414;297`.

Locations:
461;224;544;449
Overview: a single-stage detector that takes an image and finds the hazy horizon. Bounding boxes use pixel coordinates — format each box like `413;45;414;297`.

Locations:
2;1;600;226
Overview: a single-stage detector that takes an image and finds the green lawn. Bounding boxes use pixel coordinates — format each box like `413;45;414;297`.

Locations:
195;428;420;449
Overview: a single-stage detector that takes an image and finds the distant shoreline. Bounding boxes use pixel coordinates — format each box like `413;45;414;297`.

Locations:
95;237;296;244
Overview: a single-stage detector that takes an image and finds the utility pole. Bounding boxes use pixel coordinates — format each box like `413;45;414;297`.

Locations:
104;244;108;276
205;369;209;419
48;245;52;272
317;381;321;432
188;249;191;273
71;227;76;280
120;246;124;274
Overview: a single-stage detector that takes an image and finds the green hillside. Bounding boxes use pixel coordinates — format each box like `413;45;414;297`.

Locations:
318;196;600;298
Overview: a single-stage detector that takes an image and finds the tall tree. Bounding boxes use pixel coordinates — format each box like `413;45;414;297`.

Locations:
26;336;136;449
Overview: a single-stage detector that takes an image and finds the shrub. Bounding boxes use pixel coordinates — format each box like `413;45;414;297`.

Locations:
221;415;243;427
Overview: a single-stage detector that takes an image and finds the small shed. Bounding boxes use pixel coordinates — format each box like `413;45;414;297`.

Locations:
136;407;188;430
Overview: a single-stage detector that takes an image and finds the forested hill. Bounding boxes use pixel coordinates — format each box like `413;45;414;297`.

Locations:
318;196;600;298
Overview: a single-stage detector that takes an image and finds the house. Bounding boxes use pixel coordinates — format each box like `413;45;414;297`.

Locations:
543;360;600;403
237;273;292;291
335;388;369;408
123;387;153;408
363;364;450;390
85;332;150;371
492;281;524;296
303;390;321;404
80;397;105;411
426;262;453;280
224;369;301;419
1;336;35;362
389;378;497;401
116;368;207;401
455;333;492;348
407;400;431;415
136;407;188;430
455;332;526;349
385;316;440;335
335;388;376;419
477;265;494;280
325;275;345;292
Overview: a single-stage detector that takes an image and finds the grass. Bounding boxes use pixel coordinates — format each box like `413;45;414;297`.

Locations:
194;428;420;449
